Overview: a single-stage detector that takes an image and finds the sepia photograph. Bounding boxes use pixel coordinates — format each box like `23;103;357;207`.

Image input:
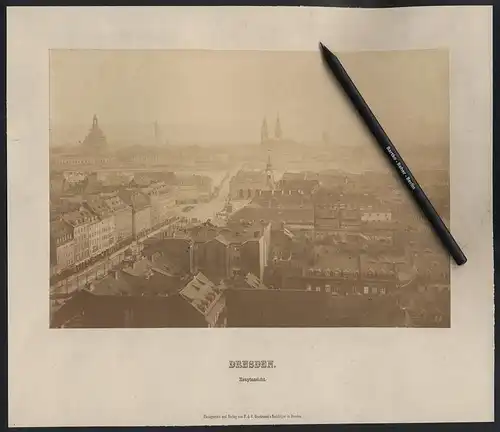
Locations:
9;6;494;427
49;48;451;329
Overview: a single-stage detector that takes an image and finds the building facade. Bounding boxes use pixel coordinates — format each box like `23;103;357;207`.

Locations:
140;182;176;228
195;236;231;281
50;219;75;274
179;272;227;328
84;196;116;256
118;190;152;238
191;221;272;282
62;207;100;264
229;153;275;200
103;195;133;243
150;237;194;275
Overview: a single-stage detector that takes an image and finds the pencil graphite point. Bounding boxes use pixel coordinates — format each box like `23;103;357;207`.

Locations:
319;42;327;58
319;42;328;63
319;42;336;62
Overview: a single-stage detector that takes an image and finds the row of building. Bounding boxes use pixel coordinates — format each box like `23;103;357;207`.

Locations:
50;228;273;328
50;207;449;328
51;279;414;328
141;219;273;283
51;169;214;205
226;169;450;299
50;182;179;276
51;255;447;328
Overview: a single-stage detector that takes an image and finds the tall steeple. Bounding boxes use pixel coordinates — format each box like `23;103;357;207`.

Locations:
261;117;269;144
265;150;275;190
82;114;107;151
274;114;282;140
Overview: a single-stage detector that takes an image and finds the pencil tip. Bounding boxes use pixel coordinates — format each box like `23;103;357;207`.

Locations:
319;42;325;52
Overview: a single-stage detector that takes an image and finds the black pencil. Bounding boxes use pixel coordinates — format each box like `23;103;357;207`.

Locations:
319;42;467;266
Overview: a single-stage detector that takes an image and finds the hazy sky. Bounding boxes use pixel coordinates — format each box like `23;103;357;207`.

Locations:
49;49;449;146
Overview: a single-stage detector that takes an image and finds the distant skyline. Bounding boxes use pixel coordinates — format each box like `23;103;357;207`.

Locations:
50;49;449;147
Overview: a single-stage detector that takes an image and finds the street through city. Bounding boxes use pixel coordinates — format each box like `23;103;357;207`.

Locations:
179;164;243;221
50;165;244;294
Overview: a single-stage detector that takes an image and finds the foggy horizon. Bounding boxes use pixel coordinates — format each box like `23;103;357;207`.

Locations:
49;49;449;148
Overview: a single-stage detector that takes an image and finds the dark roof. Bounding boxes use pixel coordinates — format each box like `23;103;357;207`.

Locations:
188;225;220;242
313;248;360;273
226;289;331;327
121;258;152;277
226;289;405;327
90;273;134;296
62;207;99;226
93;262;184;297
103;195;131;213
220;221;270;242
323;295;405;327
50;290;91;328
50;219;73;242
150;253;183;276
187;220;270;244
85;195;113;218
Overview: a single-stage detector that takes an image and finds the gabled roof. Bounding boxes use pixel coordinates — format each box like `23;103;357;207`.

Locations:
50;219;73;241
62;207;99;226
150;253;183;276
180;272;225;316
212;234;230;246
244;273;268;290
85;195;113;218
121;258;152;277
90;273;134;296
103;195;131;213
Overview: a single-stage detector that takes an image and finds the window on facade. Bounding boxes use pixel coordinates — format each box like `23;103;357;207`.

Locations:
315;286;321;292
325;284;331;292
380;287;386;295
364;286;369;294
306;284;312;291
372;287;378;294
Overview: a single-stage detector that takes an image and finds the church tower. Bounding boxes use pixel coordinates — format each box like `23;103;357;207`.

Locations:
261;117;269;144
274;114;282;140
82;114;107;151
265;150;275;190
